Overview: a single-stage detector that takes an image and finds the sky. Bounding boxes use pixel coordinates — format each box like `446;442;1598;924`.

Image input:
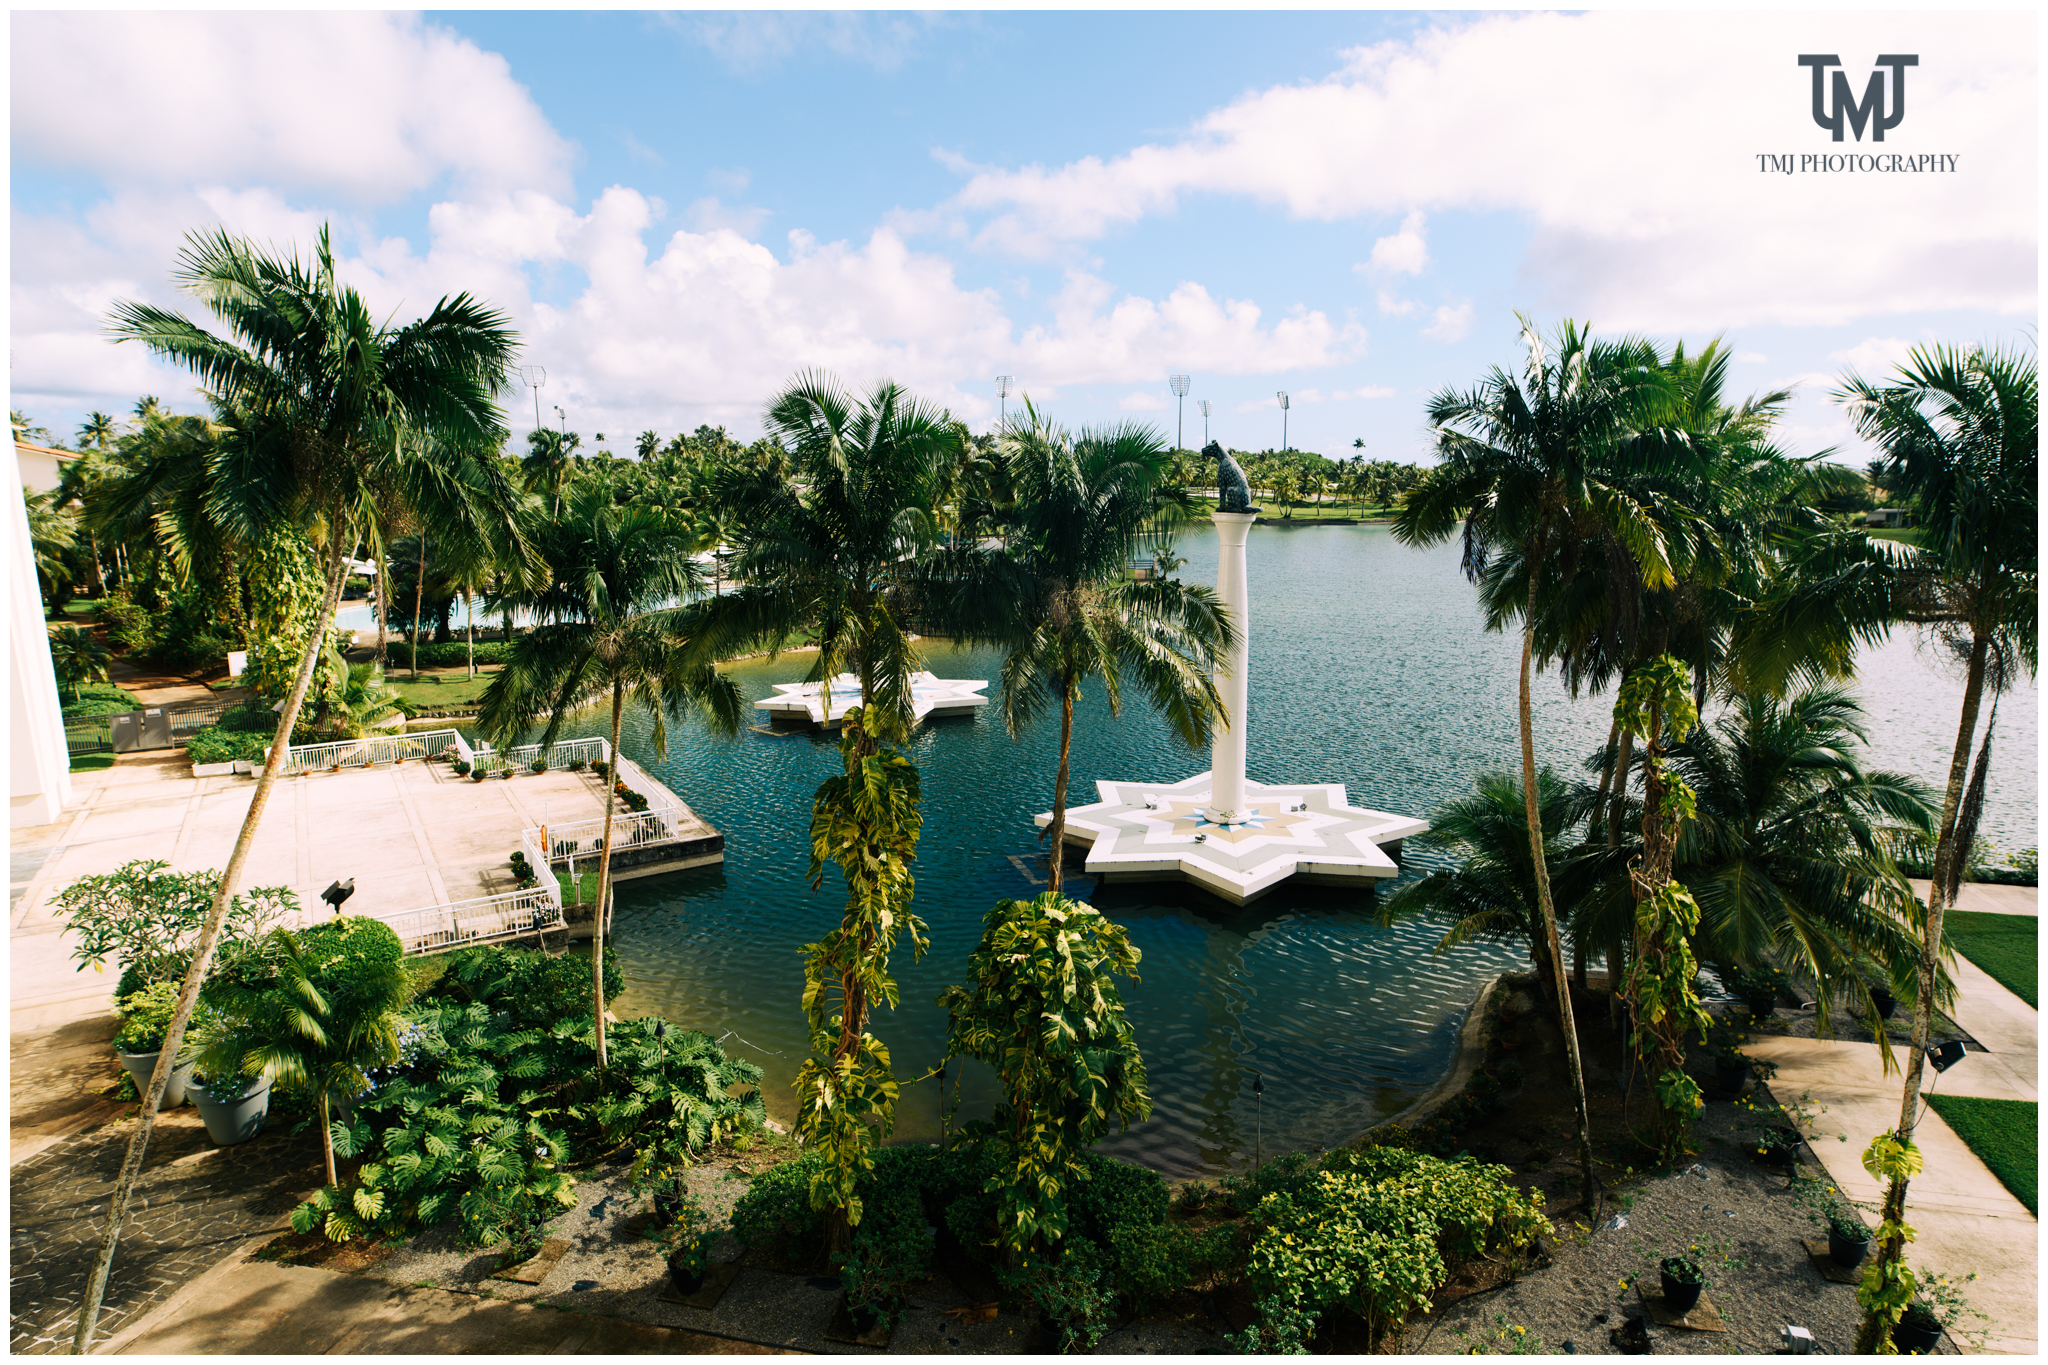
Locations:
9;8;2037;466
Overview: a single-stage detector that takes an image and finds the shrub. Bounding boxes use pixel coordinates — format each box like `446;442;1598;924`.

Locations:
186;726;271;765
732;1152;827;1267
96;593;154;653
1000;1236;1118;1353
114;979;186;1054
53;859;296;988
1230;1148;1551;1352
397;640;512;669
840;1170;932;1329
436;944;624;1031
451;760;472;775
1222;1150;1318;1215
60;682;141;721
1109;1220;1244;1311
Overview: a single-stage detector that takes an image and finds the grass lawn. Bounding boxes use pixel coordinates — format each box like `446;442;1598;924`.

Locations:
1945;911;2036;1008
1924;1094;2037;1215
1254;502;1397;523
387;668;499;711
556;869;603;905
1865;527;1925;546
70;752;116;773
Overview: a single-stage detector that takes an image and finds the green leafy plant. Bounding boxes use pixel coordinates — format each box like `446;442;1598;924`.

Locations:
1660;1254;1705;1286
645;1187;712;1277
55;860;296;990
1108;1220;1242;1311
605;1017;766;1212
113;979;187;1054
1000;1236;1118;1353
1854;1131;1925;1352
451;759;472;776
49;625;112;702
1230;1147;1551;1352
938;891;1148;1258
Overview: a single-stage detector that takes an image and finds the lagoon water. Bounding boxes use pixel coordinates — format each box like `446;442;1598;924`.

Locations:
571;524;2035;1177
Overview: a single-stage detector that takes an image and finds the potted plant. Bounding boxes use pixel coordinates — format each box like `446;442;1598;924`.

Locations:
471;768;489;782
1893;1300;1943;1355
592;759;610;779
451;759;472;776
1869;985;1897;1020
1706;1043;1749;1100
1731;964;1787;1019
568;759;588;772
1659;1255;1706;1314
113;980;196;1107
1753;1124;1804;1168
530;758;548;774
190;1069;273;1145
644;1190;711;1295
1824;1201;1871;1268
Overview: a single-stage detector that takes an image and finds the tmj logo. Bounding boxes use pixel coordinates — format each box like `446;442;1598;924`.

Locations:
1799;55;1918;141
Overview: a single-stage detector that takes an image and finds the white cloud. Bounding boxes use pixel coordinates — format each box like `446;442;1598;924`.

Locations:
1827;336;1919;378
1422;302;1475;344
670;12;951;75
1118;391;1169;411
1365;211;1429;277
13;186;1368;441
686;197;772;238
940;11;2035;328
1736;351;1769;363
11;12;572;203
1373;288;1423;319
1338;386;1398;401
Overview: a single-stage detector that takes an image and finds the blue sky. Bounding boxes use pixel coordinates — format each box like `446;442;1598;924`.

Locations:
10;10;2036;464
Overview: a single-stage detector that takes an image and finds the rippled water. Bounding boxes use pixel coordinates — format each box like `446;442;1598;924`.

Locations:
551;524;2033;1178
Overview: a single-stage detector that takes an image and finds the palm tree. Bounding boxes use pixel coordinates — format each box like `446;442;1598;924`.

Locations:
1380;769;1580;986
1392;315;1684;1206
691;372;962;753
195;925;405;1188
77;226;519;1354
477;481;743;1067
48;626;111;703
1836;344;2036;1349
931;404;1235;893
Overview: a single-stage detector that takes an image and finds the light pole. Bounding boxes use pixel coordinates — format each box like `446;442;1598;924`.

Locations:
1197;399;1212;445
996;374;1014;431
553;405;566;434
1276;391;1290;453
1169;374;1191;451
517;365;546;435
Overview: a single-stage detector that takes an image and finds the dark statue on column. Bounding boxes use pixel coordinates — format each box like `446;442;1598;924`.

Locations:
1204;440;1258;514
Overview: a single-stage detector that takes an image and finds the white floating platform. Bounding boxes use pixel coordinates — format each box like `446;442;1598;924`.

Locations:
755;672;988;728
1035;772;1427;906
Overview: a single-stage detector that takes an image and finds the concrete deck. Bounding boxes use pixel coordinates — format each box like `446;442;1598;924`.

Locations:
1746;940;2039;1355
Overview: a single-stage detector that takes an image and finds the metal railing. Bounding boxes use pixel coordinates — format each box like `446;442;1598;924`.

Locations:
611;756;676;816
269;727;470;775
370;884;563;956
474;735;611;773
538;808;686;860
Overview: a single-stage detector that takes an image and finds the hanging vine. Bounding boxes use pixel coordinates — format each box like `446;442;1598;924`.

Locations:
792;707;928;1250
1615;655;1714;1162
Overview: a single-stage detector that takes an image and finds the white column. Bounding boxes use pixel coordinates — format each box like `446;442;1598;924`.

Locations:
1207;510;1256;823
10;452;74;828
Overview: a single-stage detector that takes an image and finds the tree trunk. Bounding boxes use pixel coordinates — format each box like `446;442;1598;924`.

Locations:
592;683;625;1070
1858;630;1989;1350
465;591;475;680
410;538;426;680
1588;721;1620;845
319;1089;337;1188
373;539;388;670
73;498;353;1355
1518;516;1597;1208
1045;684;1076;895
1605;722;1637;1024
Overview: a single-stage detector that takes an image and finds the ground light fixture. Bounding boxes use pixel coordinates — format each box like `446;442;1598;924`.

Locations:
1929;1039;1968;1072
1780;1324;1815;1353
1252;1073;1264;1170
320;878;355;913
1169;374;1191;450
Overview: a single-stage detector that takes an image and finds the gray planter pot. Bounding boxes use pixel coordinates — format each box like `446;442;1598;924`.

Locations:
116;1050;193;1107
193;1076;273;1145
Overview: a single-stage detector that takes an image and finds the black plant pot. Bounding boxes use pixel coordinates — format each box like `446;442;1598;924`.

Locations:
1745;993;1776;1019
1038;1310;1070;1353
1871;988;1898;1020
652;1192;682;1227
847;1297;887;1334
1709;1062;1747;1100
666;1252;706;1296
1659;1271;1703;1315
1828;1227;1872;1268
1759;1126;1803;1168
1892;1315;1942;1355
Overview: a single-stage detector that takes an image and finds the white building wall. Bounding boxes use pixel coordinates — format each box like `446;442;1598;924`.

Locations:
9;452;73;828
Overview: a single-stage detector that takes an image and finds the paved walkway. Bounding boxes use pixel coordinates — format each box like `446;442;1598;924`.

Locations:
1746;935;2039;1355
1909;878;2038;917
8;1107;325;1354
100;1256;791;1355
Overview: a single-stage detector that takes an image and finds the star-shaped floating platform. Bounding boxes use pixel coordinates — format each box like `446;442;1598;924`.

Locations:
1035;772;1427;905
755;672;988;728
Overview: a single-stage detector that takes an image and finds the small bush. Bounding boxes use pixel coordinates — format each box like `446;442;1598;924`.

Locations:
1110;1221;1244;1311
186;726;271;765
731;1153;827;1266
451;760;471;775
114;979;185;1053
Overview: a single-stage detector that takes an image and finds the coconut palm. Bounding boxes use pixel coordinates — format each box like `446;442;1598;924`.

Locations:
477;482;744;1067
930;404;1234;893
1837;344;2036;1350
1392;315;1686;1207
690;372;963;754
48;626;112;703
77;226;519;1354
1379;769;1581;989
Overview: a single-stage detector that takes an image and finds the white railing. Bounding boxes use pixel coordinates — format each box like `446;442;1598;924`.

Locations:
611;757;677;817
475;735;611;774
537;808;688;860
371;884;563;956
270;727;469;775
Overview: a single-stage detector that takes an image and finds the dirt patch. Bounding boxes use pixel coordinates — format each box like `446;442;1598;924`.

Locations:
253;1231;398;1275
